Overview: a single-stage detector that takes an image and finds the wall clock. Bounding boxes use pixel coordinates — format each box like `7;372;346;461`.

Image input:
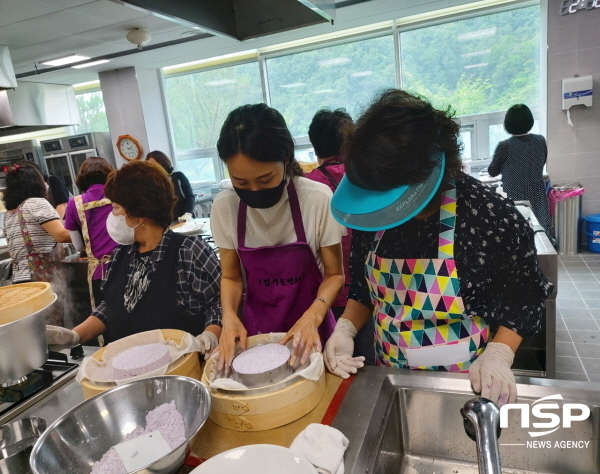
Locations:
116;135;143;161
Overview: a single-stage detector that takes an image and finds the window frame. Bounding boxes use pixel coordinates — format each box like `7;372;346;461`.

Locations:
160;0;545;183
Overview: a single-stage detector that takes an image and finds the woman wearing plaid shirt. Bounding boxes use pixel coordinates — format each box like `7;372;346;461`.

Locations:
46;161;222;355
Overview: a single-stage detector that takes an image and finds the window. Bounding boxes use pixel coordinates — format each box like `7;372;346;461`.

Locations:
164;62;263;152
401;5;541;117
73;91;109;134
177;153;217;183
266;35;396;137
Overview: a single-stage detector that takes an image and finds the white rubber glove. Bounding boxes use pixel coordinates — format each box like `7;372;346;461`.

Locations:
469;342;516;407
179;212;193;223
196;331;219;360
324;318;365;379
46;325;79;346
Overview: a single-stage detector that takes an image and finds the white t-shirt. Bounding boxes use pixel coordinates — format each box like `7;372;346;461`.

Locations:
211;176;342;271
4;198;60;282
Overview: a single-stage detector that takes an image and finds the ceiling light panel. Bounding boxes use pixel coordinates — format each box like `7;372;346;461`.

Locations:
42;54;90;66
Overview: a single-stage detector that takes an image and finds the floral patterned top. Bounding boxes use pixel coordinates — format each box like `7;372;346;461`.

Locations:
348;174;554;338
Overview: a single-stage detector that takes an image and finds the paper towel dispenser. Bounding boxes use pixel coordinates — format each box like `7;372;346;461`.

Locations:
562;75;592;126
562;75;593;110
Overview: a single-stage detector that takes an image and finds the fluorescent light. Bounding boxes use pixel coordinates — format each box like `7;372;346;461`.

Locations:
279;82;305;88
42;54;90;66
458;27;496;41
163;50;257;72
205;79;236;86
462;49;491;58
318;57;351;67
313;89;334;94
351;71;372;77
464;62;489;69
73;80;100;88
72;59;110;69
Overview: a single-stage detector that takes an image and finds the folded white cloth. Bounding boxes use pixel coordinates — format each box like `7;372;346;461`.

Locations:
290;423;348;474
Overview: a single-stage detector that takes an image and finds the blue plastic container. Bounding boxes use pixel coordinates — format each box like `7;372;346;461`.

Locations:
584;214;600;253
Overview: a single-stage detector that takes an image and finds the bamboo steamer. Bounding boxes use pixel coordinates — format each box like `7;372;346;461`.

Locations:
80;329;203;399
0;282;54;325
201;334;326;432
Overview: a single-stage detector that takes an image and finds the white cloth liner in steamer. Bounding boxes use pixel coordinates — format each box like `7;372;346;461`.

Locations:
208;332;324;390
76;329;202;386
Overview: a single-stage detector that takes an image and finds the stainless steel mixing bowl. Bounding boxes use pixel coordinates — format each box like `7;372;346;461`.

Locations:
29;376;211;474
0;417;47;474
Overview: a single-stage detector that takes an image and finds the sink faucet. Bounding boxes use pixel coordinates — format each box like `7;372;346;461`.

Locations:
461;398;502;474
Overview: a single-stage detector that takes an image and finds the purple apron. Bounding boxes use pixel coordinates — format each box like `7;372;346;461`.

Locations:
237;179;336;345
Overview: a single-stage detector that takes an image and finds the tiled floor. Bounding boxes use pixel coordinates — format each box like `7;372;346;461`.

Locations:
555;252;600;383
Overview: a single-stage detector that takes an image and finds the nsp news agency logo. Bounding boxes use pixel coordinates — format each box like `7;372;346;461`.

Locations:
499;394;591;449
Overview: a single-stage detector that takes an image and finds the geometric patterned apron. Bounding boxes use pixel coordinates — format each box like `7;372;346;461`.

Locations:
74;194;111;310
366;181;489;372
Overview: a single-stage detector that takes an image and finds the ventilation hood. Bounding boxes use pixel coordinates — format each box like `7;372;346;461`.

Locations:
0;46;17;90
0;82;80;138
110;0;335;41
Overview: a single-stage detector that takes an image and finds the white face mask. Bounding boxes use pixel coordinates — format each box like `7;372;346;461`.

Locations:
106;212;140;245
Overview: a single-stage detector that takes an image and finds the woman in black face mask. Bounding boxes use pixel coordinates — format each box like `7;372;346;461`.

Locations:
211;103;346;372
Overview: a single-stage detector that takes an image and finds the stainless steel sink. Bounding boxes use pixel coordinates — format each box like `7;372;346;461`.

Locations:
333;367;600;474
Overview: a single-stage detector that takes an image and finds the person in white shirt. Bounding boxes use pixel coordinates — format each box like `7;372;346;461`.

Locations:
211;104;345;372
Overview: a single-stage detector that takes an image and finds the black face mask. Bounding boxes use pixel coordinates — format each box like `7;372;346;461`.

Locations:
234;176;287;209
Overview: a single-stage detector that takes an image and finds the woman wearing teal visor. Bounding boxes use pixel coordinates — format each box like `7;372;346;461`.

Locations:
324;90;553;407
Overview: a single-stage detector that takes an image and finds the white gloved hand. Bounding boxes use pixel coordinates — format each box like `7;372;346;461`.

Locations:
178;212;193;223
324;318;365;379
46;325;79;346
196;331;219;360
469;342;516;407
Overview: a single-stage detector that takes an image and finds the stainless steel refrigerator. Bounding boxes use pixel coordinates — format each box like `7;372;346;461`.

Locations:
40;132;115;195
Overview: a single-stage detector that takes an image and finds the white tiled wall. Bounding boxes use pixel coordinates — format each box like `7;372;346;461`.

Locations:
547;2;600;219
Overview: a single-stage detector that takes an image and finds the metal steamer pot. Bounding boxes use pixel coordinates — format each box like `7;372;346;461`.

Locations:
0;294;55;385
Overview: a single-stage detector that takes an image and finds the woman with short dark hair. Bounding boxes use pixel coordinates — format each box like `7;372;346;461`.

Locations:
46;161;222;352
211;103;344;371
324;90;553;407
488;104;552;233
2;162;71;325
64;157;117;309
146;150;195;222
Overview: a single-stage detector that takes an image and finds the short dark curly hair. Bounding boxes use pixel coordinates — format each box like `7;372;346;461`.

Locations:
104;161;176;228
308;108;353;160
75;157;114;192
504;104;534;135
3;162;47;210
344;89;463;191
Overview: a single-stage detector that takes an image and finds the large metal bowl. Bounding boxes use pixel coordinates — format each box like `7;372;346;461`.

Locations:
0;417;47;474
29;376;211;474
0;294;54;385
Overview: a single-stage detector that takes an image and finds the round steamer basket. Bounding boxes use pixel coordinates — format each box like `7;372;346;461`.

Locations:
80;329;203;399
201;334;326;432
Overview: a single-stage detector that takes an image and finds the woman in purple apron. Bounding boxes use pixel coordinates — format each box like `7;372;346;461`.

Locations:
211;104;343;371
324;90;553;407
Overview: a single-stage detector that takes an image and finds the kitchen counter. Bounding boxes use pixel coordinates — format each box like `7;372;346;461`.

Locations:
13;348;349;472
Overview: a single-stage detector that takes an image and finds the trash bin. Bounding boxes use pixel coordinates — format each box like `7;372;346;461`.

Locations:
584;214;600;253
549;183;584;255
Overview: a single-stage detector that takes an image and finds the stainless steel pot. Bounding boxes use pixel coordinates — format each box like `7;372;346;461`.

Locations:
0;294;55;385
0;417;47;474
231;343;293;389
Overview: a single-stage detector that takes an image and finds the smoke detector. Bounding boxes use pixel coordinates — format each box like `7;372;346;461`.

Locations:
126;28;152;50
